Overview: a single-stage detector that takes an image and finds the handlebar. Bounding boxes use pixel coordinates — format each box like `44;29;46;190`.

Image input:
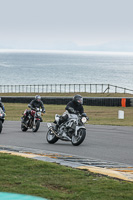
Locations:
30;108;45;113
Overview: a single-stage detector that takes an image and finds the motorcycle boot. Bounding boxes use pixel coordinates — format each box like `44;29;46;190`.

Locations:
54;124;59;131
59;114;68;125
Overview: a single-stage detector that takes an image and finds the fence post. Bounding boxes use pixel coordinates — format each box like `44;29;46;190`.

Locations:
108;84;110;93
115;86;117;93
96;84;97;93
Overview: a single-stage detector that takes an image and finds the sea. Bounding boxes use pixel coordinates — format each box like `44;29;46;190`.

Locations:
0;50;133;91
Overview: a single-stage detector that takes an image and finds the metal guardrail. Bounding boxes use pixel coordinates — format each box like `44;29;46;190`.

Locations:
0;84;133;94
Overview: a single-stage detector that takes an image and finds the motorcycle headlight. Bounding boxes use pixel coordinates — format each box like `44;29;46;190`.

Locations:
37;112;41;116
81;117;87;123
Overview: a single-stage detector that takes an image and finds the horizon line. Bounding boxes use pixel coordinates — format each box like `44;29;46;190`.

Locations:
0;49;133;55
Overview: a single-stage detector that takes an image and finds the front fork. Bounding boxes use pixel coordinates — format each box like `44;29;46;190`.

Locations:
33;117;36;126
74;125;86;136
33;117;40;126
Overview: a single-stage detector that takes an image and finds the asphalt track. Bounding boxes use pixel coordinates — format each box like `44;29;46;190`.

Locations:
0;121;133;181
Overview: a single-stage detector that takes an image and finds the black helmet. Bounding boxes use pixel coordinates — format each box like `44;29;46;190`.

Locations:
35;95;41;102
73;94;83;105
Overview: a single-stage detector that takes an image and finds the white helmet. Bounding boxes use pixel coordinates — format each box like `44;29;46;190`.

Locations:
35;95;41;102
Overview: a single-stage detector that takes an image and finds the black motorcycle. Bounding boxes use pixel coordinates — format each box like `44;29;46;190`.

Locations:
0;108;5;133
46;112;88;146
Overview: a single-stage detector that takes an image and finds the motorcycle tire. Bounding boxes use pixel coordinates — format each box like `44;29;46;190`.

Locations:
71;128;86;146
32;120;40;132
0;120;2;133
46;129;58;144
21;122;28;132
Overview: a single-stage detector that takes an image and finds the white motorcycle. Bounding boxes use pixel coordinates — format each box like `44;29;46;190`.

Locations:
46;111;88;146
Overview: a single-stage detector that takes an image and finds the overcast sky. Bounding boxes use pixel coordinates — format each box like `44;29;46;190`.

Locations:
0;0;133;52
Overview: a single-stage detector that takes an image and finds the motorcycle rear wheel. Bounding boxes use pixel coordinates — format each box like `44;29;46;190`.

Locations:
32;120;40;132
0;120;2;133
46;129;58;144
71;128;86;146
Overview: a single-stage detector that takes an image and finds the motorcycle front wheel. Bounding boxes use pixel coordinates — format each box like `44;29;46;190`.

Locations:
71;128;86;146
0;120;2;133
21;121;28;132
46;129;58;144
32;120;40;132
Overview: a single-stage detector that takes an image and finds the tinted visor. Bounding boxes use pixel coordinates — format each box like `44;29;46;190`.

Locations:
77;97;83;104
36;96;41;101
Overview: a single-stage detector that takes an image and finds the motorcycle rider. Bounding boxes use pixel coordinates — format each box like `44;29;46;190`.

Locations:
0;97;6;113
66;94;84;114
23;95;45;124
55;94;87;129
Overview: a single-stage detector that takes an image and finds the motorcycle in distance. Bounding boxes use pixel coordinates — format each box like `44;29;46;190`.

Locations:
46;110;89;146
0;107;5;133
21;107;43;132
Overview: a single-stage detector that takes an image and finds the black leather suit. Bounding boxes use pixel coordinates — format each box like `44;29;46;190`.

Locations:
58;100;84;125
65;100;84;114
24;99;45;121
0;102;5;112
28;99;45;112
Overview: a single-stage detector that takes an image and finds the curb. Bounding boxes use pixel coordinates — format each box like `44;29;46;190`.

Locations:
0;148;133;182
77;166;133;182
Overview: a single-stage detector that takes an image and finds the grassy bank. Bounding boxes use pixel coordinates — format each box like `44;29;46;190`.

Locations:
0;153;133;200
1;92;133;97
4;103;133;126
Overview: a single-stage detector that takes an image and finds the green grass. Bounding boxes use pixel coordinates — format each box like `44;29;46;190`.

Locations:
4;103;133;126
0;153;133;200
1;92;133;97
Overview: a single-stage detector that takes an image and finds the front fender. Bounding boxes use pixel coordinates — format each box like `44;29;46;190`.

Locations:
36;118;40;121
75;125;86;136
